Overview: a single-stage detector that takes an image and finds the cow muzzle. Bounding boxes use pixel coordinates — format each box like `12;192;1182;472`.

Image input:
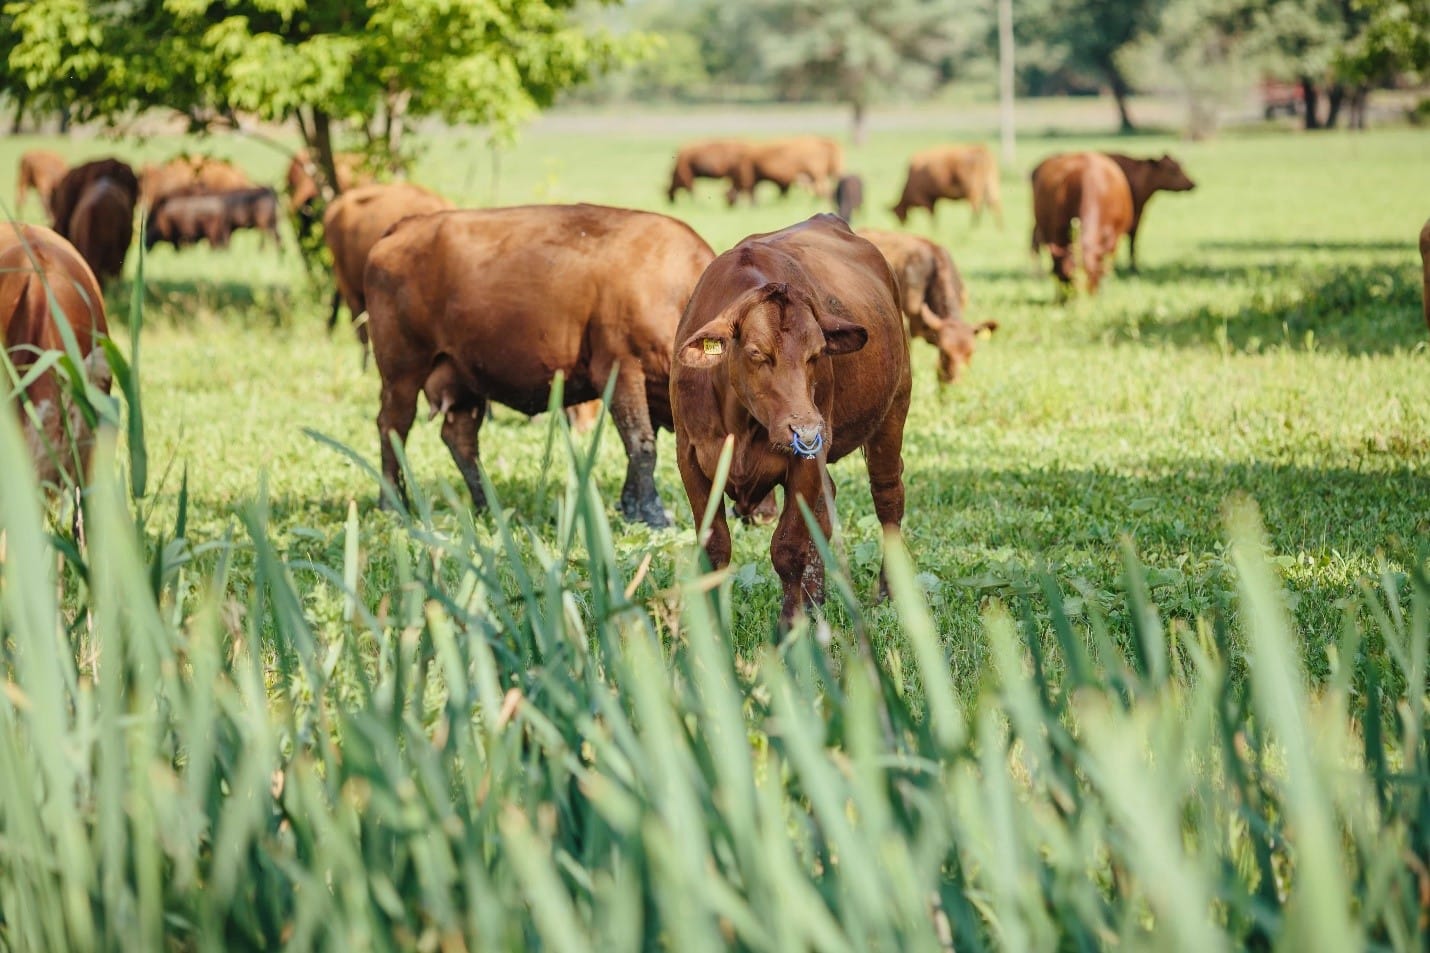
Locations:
789;422;825;459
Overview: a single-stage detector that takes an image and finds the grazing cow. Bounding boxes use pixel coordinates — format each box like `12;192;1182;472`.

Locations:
1030;152;1133;296
834;174;864;223
364;204;715;526
730;137;844;205
667;140;749;205
322;183;452;339
892;144;1003;228
15;150;68;219
50;159;139;285
1421;218;1430;331
144;187;281;252
670;213;911;627
287;150;374;239
138;155;251;210
1102;153;1196;271
0;224;112;488
858;228;998;385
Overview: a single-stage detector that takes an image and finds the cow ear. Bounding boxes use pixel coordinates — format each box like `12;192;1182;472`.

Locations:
975;320;1000;337
679;319;735;369
818;314;869;356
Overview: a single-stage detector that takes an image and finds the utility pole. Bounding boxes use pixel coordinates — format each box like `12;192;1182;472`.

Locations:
998;0;1015;167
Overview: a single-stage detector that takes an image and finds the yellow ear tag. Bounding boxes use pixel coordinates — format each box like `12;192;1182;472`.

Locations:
703;339;723;355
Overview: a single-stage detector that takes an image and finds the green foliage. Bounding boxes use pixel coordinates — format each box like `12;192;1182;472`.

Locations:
1339;0;1430;82
4;0;634;161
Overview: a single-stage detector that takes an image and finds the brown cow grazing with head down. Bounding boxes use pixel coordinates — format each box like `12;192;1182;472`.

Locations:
1031;152;1133;296
1420;218;1430;331
15;150;69;219
287;150;375;239
365;203;715;526
322;182;453;339
667;140;749;205
49;159;139;286
1102;153;1196;272
892;144;1003;229
144;187;282;252
671;213;911;627
730;137;844;205
857;228;998;385
0;224;112;488
138;155;251;210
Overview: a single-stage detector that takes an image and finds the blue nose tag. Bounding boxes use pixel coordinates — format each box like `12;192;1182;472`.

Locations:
791;431;824;459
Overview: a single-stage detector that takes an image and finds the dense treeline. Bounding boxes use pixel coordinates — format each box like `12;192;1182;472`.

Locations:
579;0;1430;136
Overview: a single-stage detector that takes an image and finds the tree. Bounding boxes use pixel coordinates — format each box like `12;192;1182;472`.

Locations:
1126;0;1261;138
5;0;630;196
1021;0;1165;132
750;0;977;144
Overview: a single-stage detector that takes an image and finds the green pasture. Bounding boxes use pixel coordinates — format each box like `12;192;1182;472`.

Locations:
4;114;1425;662
3;108;1430;949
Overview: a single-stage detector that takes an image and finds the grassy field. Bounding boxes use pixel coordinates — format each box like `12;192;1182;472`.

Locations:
2;108;1430;948
4;113;1426;661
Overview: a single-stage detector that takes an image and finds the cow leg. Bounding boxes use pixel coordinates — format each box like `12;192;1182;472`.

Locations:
864;389;910;602
1126;226;1140;274
676;437;732;571
327;289;343;333
772;462;829;629
440;401;489;512
1082;224;1108;295
605;361;667;527
377;378;420;510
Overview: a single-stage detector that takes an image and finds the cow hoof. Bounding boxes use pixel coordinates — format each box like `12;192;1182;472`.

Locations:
638;505;670;529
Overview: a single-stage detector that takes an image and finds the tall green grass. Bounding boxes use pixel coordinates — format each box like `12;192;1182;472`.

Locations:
2;329;1427;950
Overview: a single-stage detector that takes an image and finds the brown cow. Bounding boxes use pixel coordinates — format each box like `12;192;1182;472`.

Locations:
667;140;749;205
322;182;453;338
1031;152;1133;296
892;144;1003;228
1421;218;1430;331
138;155;251;210
730;137;844;205
15;150;68;219
1103;153;1196;272
287;150;374;238
858;228;998;385
670;213;911;627
834;174;864;223
50;159;139;286
0;223;112;488
364;203;715;526
144;187;281;252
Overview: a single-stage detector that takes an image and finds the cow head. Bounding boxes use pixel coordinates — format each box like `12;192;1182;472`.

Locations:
919;306;998;384
1153;155;1196;192
679;281;868;457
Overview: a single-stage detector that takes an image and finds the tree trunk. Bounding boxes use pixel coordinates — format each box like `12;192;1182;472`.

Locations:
1104;62;1135;133
10;90;28;135
1349;86;1368;130
1300;76;1321;130
1324;83;1345;128
850;101;867;146
311;108;343;201
997;0;1015;166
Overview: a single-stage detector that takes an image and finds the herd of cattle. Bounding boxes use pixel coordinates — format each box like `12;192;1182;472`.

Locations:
5;134;1217;624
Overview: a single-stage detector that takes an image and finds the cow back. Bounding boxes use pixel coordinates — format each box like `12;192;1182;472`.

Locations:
364;203;714;422
70;178;137;283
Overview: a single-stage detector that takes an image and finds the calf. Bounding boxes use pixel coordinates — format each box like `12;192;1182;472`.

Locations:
892;144;1002;228
1103;153;1196;271
858;228;998;384
671;213;911;627
834;174;864;223
1031;152;1133;296
0;224;112;488
15;150;68;219
364;204;715;526
667;140;749;205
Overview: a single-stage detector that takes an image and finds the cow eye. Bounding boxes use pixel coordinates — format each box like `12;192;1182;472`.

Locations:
745;348;767;364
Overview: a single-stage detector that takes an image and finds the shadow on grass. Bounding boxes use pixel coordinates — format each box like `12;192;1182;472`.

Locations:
104;276;326;331
1200;238;1415;254
1109;260;1425;355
